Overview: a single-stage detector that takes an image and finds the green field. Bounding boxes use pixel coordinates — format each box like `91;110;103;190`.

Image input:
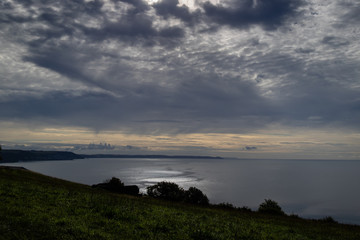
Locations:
0;166;359;240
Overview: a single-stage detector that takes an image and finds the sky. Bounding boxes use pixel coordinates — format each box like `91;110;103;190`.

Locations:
0;0;359;159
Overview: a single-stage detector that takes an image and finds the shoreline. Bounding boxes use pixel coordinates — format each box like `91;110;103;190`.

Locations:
0;149;222;163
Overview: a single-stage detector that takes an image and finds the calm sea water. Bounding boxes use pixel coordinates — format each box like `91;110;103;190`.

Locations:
2;158;360;225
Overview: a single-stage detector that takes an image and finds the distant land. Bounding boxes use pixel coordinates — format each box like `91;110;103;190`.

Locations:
80;154;222;159
0;149;222;163
0;150;83;163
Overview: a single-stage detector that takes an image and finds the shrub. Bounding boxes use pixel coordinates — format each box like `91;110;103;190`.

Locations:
147;182;211;205
320;216;337;224
184;187;209;205
239;206;252;212
147;181;185;202
93;177;139;196
105;177;124;188
214;202;237;210
258;199;285;215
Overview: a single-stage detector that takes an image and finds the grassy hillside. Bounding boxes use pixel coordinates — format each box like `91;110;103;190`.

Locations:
0;166;359;240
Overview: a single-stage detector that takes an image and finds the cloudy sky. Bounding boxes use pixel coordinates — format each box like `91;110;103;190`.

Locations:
1;0;359;159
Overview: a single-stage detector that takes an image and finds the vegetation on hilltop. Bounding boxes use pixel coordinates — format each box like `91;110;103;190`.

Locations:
0;166;359;240
147;181;209;205
258;199;285;216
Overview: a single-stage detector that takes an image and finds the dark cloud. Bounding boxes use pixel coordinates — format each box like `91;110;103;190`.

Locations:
202;0;305;30
345;9;360;23
267;56;360;128
21;43;133;95
338;2;360;24
321;36;350;48
153;0;201;25
80;13;185;47
23;47;91;85
0;77;271;133
0;10;32;24
295;48;315;54
244;146;257;150
118;0;150;12
13;0;104;14
1;0;185;48
173;75;270;119
80;0;184;46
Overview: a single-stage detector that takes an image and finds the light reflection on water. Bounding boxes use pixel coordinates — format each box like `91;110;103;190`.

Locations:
122;168;201;192
134;169;197;184
1;158;360;225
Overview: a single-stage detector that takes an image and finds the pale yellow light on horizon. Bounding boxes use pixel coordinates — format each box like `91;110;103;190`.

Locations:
0;121;359;159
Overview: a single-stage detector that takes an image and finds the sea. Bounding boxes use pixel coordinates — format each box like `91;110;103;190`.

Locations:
1;157;360;225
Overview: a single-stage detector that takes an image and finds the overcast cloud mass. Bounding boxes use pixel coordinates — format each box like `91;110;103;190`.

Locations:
0;0;359;159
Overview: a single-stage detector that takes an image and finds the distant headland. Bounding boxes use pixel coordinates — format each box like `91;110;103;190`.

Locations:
0;150;83;163
0;149;222;163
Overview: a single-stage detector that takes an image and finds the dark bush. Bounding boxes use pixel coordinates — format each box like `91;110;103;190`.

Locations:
320;216;337;223
184;187;209;205
92;177;139;196
123;185;140;196
105;177;125;188
258;199;285;215
214;202;237;210
147;182;211;205
239;206;252;212
147;181;185;202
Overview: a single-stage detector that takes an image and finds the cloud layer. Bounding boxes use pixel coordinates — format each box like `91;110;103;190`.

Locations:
1;0;360;157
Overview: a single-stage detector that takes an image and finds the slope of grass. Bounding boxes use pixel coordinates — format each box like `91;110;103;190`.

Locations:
0;166;359;240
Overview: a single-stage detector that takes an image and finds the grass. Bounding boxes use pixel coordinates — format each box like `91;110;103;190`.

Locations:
1;166;359;240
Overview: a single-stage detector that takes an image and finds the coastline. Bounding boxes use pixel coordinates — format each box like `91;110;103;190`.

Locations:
0;149;222;163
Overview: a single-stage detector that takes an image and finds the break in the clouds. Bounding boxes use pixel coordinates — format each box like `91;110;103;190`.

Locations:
0;0;360;158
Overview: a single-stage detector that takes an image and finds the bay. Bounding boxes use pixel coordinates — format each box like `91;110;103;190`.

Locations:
1;158;360;225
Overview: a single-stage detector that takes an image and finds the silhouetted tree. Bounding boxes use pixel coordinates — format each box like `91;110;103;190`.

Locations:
92;177;139;196
105;177;124;188
258;199;285;215
0;145;2;161
147;181;185;202
185;187;209;205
